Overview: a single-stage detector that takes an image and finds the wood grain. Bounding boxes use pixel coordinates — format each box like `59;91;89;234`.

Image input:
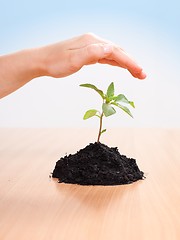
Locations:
0;128;180;240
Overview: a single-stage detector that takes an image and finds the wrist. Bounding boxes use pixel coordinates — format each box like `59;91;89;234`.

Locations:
21;48;46;79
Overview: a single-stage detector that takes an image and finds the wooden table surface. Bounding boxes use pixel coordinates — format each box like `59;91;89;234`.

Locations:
0;128;180;240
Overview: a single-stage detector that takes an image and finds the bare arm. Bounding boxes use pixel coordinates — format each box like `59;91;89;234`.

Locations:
0;49;43;98
0;33;146;99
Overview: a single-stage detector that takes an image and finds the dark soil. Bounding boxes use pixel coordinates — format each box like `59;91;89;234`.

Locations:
52;142;145;186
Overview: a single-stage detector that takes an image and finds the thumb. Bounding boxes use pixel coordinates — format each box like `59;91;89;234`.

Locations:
71;43;113;69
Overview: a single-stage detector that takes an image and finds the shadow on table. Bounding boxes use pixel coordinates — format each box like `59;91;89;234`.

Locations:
52;178;142;211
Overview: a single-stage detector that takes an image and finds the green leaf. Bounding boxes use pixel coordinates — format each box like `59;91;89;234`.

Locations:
101;129;106;134
83;109;98;120
112;102;133;118
80;83;105;99
129;101;135;108
102;103;116;117
113;94;128;103
106;82;114;99
113;94;135;108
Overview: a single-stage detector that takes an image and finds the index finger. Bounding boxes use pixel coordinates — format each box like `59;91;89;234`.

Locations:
107;46;146;79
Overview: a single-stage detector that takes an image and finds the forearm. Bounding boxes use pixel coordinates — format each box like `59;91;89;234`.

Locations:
0;49;45;98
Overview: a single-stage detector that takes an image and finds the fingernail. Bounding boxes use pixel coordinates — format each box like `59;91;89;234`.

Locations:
140;71;147;79
103;44;112;54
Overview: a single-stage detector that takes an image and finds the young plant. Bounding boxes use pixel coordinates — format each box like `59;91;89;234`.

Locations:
80;82;135;143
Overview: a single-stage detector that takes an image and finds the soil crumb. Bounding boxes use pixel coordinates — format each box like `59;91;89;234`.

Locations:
52;142;144;185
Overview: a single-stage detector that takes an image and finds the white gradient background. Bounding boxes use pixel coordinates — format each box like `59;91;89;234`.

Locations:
0;0;180;128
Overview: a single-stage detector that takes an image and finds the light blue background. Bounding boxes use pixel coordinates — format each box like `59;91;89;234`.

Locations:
0;0;180;128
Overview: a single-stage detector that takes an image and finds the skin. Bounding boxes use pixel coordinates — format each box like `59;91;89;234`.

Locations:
0;33;146;99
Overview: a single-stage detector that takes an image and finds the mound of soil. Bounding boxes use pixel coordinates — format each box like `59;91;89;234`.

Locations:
52;142;144;185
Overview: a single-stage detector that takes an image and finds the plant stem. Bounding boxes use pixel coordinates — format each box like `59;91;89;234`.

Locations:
97;112;103;143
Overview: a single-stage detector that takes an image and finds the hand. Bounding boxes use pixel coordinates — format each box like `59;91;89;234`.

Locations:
0;33;146;98
41;33;146;79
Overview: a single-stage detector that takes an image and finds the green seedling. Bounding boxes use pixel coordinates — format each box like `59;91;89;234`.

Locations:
80;82;135;143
